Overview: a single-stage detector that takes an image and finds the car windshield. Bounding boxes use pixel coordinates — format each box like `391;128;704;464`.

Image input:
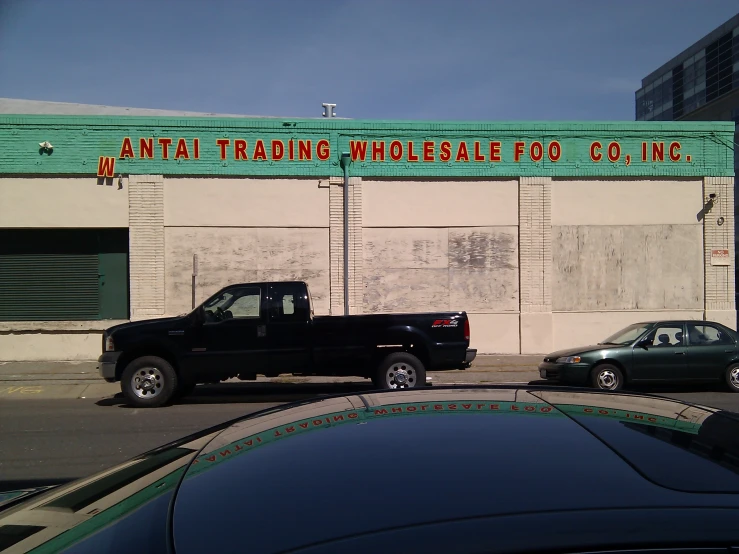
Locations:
599;323;652;345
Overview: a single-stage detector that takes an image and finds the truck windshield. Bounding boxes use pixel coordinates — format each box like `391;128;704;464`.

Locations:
306;284;314;318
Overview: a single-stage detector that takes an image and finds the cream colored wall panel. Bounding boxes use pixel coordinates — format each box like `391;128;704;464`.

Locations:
164;178;329;227
520;312;553;354
552;179;703;226
0;332;101;361
552;311;705;351
363;268;449;313
467;313;520;354
553;225;703;311
0;177;128;227
165;227;330;316
364;228;448;269
363;180;518;227
449;269;518;312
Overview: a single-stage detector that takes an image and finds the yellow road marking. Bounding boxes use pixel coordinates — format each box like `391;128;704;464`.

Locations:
0;386;43;395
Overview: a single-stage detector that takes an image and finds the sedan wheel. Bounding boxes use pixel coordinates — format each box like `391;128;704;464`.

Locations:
726;364;739;392
591;364;624;391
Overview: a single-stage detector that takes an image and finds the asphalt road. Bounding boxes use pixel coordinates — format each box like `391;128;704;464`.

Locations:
2;383;739;489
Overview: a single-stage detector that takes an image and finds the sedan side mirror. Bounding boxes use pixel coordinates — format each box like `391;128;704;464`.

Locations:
636;339;651;349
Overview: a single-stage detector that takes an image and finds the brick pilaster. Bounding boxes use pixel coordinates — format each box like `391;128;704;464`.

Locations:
703;176;736;327
519;176;553;353
128;174;165;320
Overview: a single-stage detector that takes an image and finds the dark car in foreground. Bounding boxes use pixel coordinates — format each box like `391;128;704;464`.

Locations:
3;386;739;554
539;319;739;392
98;280;476;407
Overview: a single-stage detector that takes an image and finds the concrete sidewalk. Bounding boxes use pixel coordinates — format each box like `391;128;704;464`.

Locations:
0;355;544;400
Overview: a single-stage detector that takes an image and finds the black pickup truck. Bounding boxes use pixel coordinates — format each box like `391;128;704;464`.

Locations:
99;281;477;407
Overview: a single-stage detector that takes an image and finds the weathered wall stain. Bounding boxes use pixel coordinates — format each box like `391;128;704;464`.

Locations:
449;228;516;270
552;224;703;311
165;227;330;315
364;228;448;269
363;226;519;314
364;268;450;313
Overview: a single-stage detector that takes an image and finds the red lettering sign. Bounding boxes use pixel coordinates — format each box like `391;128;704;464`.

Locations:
97;156;116;178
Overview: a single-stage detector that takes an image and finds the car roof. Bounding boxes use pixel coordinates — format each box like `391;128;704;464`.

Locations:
168;387;739;554
5;387;739;554
633;319;726;326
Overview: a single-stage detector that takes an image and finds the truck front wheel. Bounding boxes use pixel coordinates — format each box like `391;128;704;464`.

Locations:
121;356;178;408
373;352;426;390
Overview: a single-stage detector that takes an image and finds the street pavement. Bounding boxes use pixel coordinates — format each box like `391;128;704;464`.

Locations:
0;355;543;400
3;356;739;488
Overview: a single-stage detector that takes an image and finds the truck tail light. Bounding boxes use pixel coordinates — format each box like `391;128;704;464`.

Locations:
464;318;470;342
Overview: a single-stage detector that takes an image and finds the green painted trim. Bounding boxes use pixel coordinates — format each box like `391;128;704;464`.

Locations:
184;400;702;478
0;116;734;177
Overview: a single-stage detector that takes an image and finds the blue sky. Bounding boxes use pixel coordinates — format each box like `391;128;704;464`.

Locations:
0;0;737;120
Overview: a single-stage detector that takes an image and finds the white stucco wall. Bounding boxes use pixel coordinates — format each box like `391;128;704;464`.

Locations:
550;178;706;349
164;178;329;227
361;179;521;353
0;332;101;361
551;179;703;226
164;226;331;316
0;177;129;227
363;180;518;227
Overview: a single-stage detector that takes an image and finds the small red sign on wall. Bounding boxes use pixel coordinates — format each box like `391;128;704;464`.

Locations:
711;249;730;266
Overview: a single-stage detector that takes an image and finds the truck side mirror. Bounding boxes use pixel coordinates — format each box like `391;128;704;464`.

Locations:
193;306;205;325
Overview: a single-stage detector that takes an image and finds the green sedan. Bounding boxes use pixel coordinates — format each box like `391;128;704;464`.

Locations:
538;320;739;392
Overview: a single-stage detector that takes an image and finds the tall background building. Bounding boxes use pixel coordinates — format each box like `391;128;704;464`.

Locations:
636;13;739;318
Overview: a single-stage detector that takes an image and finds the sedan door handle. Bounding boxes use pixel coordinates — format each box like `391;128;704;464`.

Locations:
726;349;734;353
674;352;685;355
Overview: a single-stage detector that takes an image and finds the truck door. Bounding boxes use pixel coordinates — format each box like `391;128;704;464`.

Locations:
267;282;312;374
187;285;269;380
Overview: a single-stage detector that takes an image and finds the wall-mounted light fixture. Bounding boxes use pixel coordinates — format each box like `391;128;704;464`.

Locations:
717;216;725;226
39;141;53;152
117;174;124;189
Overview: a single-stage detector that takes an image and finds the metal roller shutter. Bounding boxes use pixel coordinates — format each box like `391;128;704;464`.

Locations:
0;254;100;320
0;229;128;321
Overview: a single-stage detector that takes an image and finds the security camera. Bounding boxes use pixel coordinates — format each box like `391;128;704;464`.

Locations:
709;193;717;199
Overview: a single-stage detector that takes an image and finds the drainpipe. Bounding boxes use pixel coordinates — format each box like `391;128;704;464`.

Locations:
340;152;351;316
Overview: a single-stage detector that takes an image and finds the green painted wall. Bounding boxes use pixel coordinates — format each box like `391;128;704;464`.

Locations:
0;115;734;177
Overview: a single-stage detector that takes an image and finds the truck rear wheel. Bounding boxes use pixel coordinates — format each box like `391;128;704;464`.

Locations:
121;356;178;408
374;352;426;390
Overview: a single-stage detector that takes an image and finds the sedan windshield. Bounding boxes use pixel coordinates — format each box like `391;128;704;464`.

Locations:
600;323;652;345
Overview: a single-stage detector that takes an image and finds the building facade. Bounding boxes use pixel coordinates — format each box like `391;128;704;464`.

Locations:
0;112;735;360
636;13;739;315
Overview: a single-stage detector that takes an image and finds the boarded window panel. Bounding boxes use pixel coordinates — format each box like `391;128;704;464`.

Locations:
0;254;100;320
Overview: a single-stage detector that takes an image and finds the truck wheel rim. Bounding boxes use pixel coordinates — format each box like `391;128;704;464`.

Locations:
386;363;417;389
132;367;164;399
730;367;739;388
597;370;618;389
